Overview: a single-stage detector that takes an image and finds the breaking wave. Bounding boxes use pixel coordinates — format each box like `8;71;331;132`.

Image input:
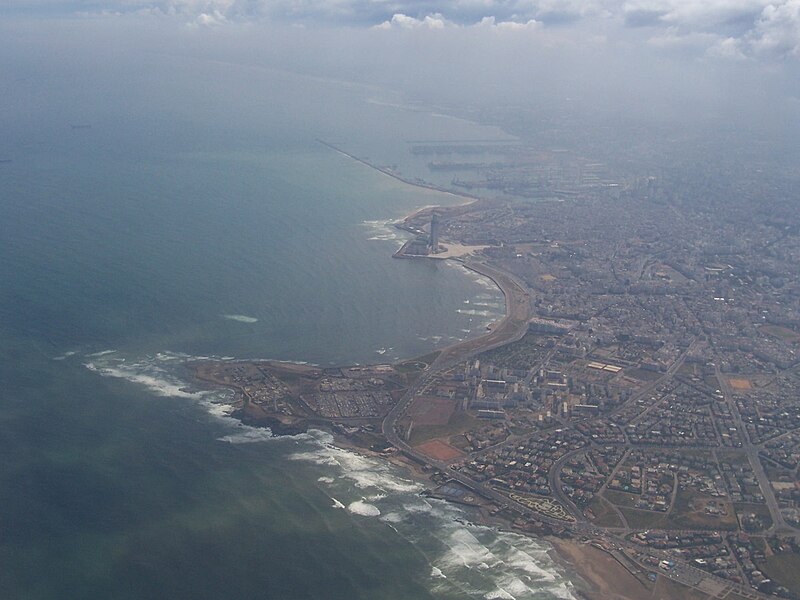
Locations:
292;431;577;599
222;314;259;323
83;351;576;598
347;500;381;517
82;350;286;444
361;219;406;245
456;308;493;317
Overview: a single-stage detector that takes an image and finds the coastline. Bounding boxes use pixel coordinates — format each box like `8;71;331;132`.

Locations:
183;147;670;600
317;139;480;203
324;425;600;600
547;538;652;600
317;423;607;600
363;433;618;600
187;249;619;600
343;191;679;600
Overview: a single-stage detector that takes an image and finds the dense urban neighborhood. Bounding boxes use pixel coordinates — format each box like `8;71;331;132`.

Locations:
196;137;800;600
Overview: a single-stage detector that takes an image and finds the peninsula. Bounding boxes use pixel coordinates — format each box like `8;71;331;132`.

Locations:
192;141;800;600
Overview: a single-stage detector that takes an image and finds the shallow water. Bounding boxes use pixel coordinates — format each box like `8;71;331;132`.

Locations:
0;54;575;599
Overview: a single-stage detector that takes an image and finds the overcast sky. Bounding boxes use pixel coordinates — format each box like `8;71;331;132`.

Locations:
1;0;799;61
1;0;799;164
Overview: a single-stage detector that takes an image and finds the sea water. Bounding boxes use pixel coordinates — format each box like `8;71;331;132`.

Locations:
0;53;575;599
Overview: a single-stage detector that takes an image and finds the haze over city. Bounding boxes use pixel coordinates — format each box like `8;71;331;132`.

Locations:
2;1;800;600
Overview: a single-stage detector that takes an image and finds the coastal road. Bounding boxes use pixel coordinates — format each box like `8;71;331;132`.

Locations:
379;256;775;599
428;258;532;372
382;257;531;451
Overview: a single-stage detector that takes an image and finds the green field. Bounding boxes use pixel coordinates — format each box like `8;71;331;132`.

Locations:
611;488;738;531
761;553;800;593
618;507;669;529
587;496;624;528
408;410;481;446
668;489;737;530
604;489;640;508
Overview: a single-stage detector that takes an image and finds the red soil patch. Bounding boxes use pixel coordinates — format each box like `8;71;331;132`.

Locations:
729;378;752;390
415;439;464;461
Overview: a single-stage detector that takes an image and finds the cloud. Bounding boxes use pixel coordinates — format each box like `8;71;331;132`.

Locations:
7;0;800;60
194;10;226;25
375;13;449;29
374;13;540;31
476;15;541;30
621;0;800;59
622;0;770;31
747;0;800;56
706;35;747;58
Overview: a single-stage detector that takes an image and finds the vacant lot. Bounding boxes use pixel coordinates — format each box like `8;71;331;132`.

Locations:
761;553;800;593
409;395;456;425
760;325;800;343
728;378;752;390
415;439;464;461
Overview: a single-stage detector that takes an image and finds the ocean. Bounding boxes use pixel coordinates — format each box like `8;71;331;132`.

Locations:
0;53;576;599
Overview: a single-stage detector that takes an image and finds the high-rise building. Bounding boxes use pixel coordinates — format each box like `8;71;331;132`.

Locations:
429;212;441;254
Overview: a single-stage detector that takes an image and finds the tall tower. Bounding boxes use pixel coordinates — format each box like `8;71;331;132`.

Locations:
429;212;441;254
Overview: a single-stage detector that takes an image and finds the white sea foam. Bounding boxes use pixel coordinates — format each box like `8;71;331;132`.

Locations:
53;351;78;361
402;499;446;516
204;401;234;417
347;500;380;517
222;314;258;323
380;512;404;524
83;350;576;599
471;274;503;292
155;351;185;361
380;492;577;599
288;451;340;467
289;440;420;494
501;545;557;582
361;219;406;244
84;361;199;399
441;528;499;570
220;423;322;444
457;309;492;317
217;428;276;444
88;349;118;357
83;351;258;438
367;233;403;243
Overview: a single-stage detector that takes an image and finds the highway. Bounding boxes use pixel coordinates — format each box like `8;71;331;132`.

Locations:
379;258;781;600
